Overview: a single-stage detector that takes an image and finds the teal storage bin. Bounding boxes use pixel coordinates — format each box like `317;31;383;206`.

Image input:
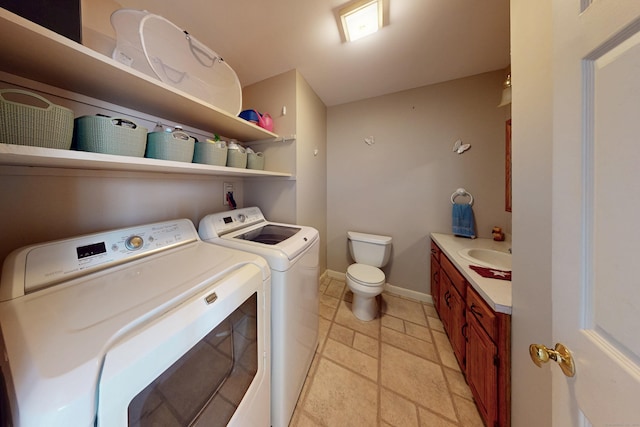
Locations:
193;140;228;166
74;115;147;157
247;152;265;170
146;130;195;162
225;140;247;168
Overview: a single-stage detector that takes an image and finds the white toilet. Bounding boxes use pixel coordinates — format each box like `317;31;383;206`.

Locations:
346;231;392;321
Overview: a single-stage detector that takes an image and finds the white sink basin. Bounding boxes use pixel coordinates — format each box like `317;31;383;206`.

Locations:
458;248;512;271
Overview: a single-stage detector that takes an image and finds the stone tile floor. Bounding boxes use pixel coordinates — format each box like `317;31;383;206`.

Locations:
289;276;484;427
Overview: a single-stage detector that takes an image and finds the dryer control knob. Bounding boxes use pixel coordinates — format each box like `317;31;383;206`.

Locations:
237;214;246;223
125;235;144;251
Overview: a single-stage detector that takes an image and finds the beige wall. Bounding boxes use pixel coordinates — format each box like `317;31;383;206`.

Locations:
80;0;121;57
0;167;230;263
243;70;328;273
326;71;512;296
242;70;298;224
510;0;553;424
295;72;328;271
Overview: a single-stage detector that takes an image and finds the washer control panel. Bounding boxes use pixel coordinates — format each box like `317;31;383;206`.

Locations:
11;219;199;297
204;207;265;237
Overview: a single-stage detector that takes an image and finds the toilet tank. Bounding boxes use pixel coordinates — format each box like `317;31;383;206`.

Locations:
347;231;392;267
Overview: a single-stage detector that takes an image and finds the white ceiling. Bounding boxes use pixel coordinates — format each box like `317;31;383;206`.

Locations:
121;0;510;107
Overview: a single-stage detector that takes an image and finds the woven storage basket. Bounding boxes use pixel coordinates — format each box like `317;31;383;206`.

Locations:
0;89;73;149
226;147;247;168
74;116;148;157
146;130;195;162
193;141;227;166
247;152;265;170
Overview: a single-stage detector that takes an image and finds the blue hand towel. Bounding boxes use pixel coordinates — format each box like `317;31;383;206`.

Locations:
452;203;476;238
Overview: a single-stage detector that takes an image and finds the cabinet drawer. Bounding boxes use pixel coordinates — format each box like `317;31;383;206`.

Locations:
430;240;441;262
467;288;497;340
441;255;466;297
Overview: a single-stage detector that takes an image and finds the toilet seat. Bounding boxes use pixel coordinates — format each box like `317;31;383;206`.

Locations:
347;263;385;286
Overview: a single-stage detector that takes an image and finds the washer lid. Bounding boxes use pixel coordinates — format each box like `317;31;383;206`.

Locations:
347;263;385;284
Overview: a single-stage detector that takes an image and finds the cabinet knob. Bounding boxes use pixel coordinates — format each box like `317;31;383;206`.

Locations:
529;342;575;377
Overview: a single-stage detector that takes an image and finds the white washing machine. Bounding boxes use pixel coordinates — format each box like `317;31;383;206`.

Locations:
198;207;319;427
0;219;271;427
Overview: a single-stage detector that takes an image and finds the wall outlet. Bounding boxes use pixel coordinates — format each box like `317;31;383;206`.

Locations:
223;182;234;206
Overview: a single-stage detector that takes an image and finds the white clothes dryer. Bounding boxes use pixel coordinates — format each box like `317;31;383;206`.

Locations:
0;219;271;427
198;207;319;427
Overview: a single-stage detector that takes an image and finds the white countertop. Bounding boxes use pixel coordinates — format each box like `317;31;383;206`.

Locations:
431;233;512;315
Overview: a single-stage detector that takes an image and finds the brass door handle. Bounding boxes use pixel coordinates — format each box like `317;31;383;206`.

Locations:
529;343;575;377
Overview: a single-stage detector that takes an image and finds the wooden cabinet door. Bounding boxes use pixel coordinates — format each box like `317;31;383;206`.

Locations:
448;284;466;371
467;314;498;427
438;268;466;373
430;254;440;313
438;272;452;332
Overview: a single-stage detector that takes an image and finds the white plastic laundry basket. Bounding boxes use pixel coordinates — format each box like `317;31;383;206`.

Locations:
111;9;242;116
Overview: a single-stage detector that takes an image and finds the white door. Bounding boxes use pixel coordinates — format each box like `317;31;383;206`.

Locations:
551;0;640;425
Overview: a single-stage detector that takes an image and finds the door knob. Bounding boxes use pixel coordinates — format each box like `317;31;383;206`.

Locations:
529;342;576;377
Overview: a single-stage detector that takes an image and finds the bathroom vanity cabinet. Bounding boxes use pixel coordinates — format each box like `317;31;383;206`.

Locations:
440;254;467;370
430;242;441;313
430;238;511;427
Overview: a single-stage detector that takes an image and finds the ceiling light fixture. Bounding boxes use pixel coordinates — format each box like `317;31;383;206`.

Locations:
338;0;387;42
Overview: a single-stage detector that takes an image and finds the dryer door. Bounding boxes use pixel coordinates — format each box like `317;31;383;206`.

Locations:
97;264;270;426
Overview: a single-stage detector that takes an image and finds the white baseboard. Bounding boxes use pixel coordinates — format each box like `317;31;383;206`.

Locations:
384;282;433;304
323;269;433;304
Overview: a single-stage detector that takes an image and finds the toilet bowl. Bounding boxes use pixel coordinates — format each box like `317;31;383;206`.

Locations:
346;263;385;321
346;231;392;321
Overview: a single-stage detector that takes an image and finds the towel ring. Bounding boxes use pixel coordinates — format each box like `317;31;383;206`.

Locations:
451;188;473;205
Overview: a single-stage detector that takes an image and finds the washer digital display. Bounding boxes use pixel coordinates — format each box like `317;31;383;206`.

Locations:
76;242;107;259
